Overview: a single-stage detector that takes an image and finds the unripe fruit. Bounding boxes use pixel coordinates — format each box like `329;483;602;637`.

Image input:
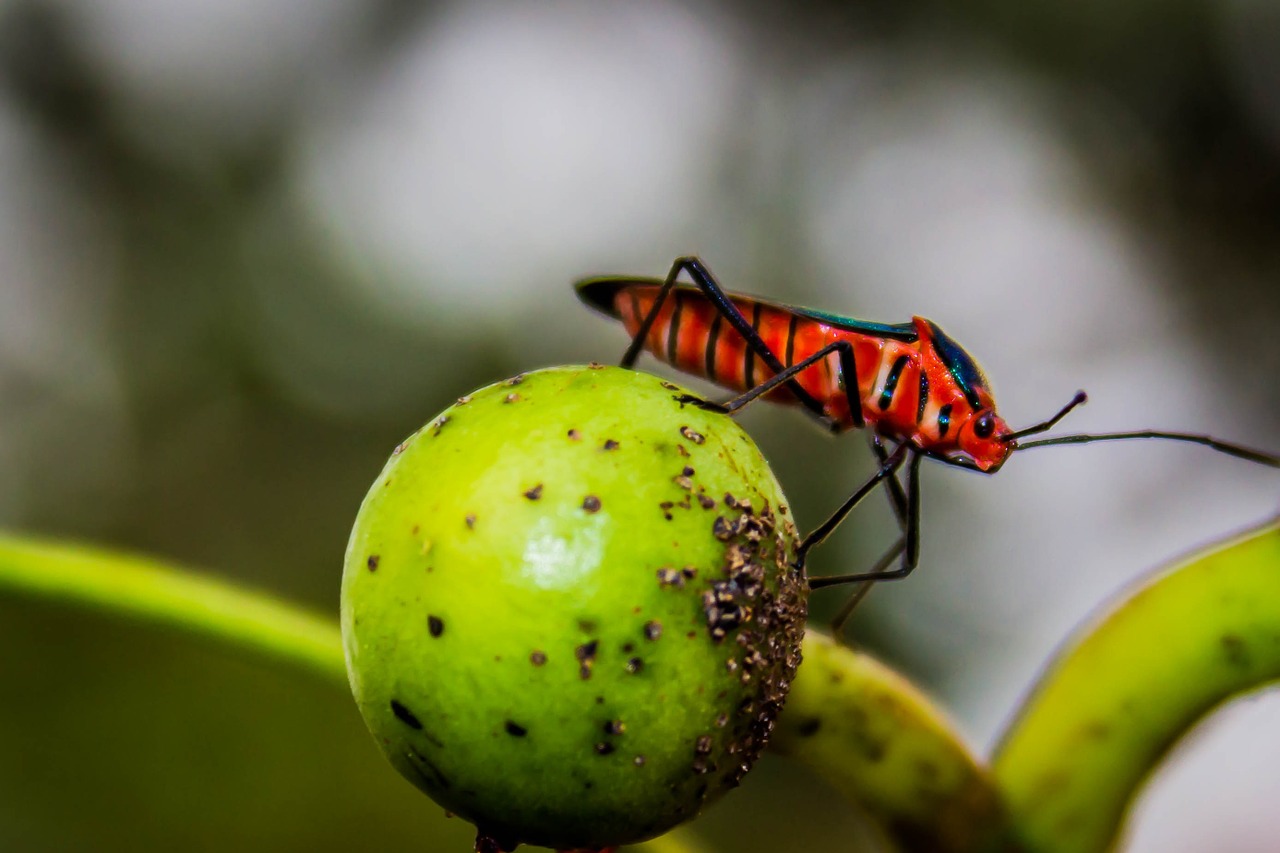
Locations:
342;366;806;851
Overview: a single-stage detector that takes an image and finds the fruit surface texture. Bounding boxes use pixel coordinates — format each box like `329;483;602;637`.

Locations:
342;365;806;850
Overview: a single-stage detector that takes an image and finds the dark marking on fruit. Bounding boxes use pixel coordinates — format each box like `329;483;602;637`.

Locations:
1222;634;1250;668
392;441;408;455
595;742;616;756
643;620;663;641
682;567;697;581
529;650;547;666
567;428;582;440
589;362;605;370
679;426;705;444
523;483;543;500
503;393;521;404
656;567;684;587
405;745;450;790
661;381;680;391
456;395;471;405
582;495;602;512
698;494;716;509
604;720;626;736
603;439;619;451
465;514;476;529
576;640;599;679
673;474;694;490
797;717;822;737
504;720;528;737
695;735;713;754
475;828;520;853
366;554;380;571
676;444;690;457
391;700;423;730
682;466;695;477
1081;720;1110;741
715;712;729;728
692;757;711;774
505;374;525;386
430;416;449;436
626;657;644;674
578;619;598;634
428;615;445;637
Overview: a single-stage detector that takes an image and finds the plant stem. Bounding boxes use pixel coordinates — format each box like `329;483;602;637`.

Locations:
0;531;347;685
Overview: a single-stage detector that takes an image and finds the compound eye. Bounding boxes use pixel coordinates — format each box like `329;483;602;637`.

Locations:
973;411;995;439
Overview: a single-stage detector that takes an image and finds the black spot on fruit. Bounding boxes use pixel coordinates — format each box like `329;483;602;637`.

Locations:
391;700;423;730
428;615;445;637
679;426;705;445
797;717;822;737
505;720;528;737
366;555;380;571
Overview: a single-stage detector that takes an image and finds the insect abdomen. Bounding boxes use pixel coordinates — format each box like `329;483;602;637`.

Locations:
617;287;834;407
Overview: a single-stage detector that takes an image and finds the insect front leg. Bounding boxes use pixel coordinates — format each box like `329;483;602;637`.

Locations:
813;437;912;639
808;451;923;587
796;442;910;572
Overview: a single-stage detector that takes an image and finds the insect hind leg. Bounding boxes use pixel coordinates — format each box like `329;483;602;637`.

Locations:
623;256;836;423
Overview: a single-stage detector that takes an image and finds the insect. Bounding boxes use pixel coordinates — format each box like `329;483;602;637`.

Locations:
576;256;1280;634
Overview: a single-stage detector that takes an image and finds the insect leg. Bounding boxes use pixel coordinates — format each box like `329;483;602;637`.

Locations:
817;437;915;639
630;256;833;421
796;442;909;571
869;434;908;525
809;451;924;587
690;339;865;429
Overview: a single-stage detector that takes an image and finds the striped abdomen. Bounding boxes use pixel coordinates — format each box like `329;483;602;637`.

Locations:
615;285;920;435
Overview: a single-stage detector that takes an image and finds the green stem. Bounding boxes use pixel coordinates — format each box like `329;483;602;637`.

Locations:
0;531;347;685
992;520;1280;852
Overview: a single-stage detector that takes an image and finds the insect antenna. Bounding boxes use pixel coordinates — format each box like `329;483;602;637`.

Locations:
1013;430;1280;468
1003;389;1280;466
1001;391;1089;442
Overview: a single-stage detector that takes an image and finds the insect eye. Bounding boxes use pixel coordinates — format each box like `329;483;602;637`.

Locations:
973;411;995;439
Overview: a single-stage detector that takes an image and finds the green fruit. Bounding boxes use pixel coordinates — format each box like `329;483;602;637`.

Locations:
341;366;806;851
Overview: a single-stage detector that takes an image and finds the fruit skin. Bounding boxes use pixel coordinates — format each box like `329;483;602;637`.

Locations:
341;365;805;851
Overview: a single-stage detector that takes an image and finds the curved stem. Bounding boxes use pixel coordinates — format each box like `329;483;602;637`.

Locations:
0;531;347;686
992;520;1280;852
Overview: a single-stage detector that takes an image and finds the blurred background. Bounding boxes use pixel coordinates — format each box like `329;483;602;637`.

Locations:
1;0;1278;850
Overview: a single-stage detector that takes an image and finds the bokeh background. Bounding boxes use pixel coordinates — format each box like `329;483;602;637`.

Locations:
1;1;1279;850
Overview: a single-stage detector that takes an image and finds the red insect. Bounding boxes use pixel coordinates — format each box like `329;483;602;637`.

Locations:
576;256;1280;632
